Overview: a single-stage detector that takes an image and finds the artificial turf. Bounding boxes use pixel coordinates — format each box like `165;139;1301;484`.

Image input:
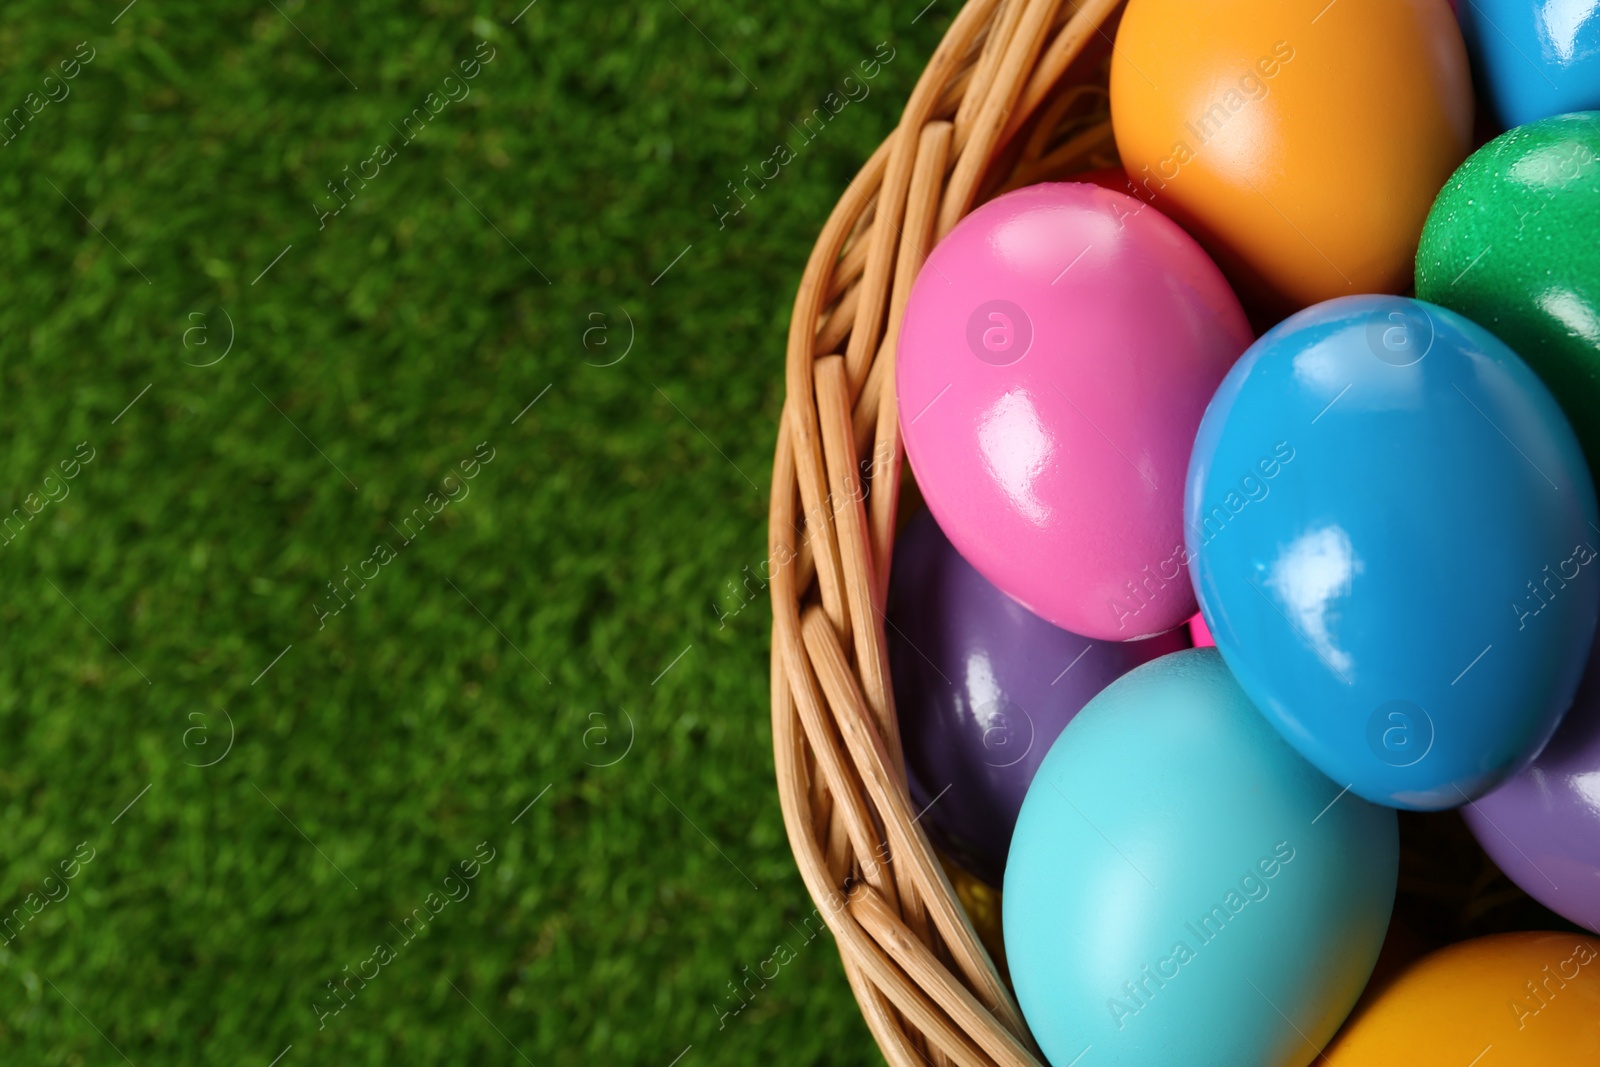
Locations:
0;1;945;1062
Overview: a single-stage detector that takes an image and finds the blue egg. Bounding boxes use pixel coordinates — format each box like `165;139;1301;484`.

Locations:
1004;649;1397;1067
1186;295;1600;810
1459;0;1600;126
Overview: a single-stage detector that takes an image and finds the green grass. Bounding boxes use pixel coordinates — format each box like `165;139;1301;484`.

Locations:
0;1;946;1062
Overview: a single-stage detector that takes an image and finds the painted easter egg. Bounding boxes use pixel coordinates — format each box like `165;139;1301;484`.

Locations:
1111;0;1473;316
940;851;1008;973
1186;294;1600;809
1004;648;1397;1066
1459;1;1600;126
887;509;1188;886
1323;933;1600;1065
1464;625;1600;934
896;182;1252;641
1417;112;1600;471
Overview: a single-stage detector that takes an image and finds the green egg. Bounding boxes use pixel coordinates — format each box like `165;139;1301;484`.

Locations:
1416;112;1600;470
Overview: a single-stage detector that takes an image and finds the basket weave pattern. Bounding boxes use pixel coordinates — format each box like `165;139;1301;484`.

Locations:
768;2;1126;1064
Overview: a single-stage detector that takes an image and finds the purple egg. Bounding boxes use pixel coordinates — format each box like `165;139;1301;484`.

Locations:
887;510;1190;886
1464;627;1600;934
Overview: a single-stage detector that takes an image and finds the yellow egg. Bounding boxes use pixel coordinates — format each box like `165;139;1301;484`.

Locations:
1322;932;1600;1065
938;850;1007;975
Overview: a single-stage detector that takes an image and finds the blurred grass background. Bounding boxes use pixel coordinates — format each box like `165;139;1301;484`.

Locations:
0;1;947;1062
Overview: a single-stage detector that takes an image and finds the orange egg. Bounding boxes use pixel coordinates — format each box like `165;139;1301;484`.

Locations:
1322;932;1600;1065
1110;0;1473;316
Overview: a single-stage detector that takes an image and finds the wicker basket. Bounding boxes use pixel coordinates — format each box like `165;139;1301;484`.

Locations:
768;1;1128;1063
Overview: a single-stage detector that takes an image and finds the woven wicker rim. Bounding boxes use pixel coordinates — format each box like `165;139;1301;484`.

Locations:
767;1;1126;1063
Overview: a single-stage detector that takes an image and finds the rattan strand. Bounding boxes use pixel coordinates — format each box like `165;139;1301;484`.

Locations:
770;0;1123;1061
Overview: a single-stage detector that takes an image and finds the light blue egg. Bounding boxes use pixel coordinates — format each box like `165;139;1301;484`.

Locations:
1186;295;1600;809
1003;649;1396;1067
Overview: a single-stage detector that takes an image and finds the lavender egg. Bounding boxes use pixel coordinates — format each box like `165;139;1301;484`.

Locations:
888;510;1189;885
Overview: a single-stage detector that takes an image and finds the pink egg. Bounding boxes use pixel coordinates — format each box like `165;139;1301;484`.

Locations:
896;183;1251;640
